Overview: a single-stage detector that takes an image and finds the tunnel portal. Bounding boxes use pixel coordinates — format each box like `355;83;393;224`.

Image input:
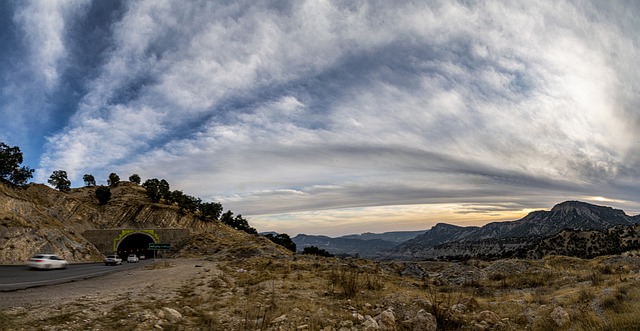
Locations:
117;233;155;260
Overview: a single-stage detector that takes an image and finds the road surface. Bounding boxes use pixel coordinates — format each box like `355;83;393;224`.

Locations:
0;259;155;291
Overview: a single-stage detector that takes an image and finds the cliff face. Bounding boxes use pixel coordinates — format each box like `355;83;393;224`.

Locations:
0;182;228;263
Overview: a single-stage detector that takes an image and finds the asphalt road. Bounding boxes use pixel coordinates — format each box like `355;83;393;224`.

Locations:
0;259;155;291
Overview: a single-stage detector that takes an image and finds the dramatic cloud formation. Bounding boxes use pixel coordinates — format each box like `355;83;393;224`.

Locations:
2;1;640;236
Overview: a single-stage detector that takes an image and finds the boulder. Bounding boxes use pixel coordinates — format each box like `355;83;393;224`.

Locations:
377;309;396;331
363;315;379;330
402;309;437;331
550;306;570;327
161;307;182;323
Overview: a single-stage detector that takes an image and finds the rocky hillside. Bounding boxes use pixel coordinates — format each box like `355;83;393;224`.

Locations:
531;224;640;258
0;181;289;264
391;201;640;260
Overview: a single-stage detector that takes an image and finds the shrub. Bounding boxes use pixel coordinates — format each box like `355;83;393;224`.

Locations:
95;186;112;205
263;233;296;252
302;246;333;257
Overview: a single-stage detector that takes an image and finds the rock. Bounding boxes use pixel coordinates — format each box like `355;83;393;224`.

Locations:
340;319;354;328
404;309;437;331
451;303;467;313
377;309;396;331
271;314;287;324
353;312;365;323
478;311;500;325
550;306;570;327
472;322;488;331
7;306;27;315
363;315;379;330
182;306;197;316
161;307;182;323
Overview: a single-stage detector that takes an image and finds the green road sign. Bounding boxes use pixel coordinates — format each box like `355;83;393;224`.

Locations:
148;243;170;250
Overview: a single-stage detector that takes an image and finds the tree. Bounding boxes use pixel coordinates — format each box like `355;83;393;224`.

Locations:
95;186;111;205
199;202;222;221
9;166;35;186
169;190;201;213
264;233;297;253
142;178;162;203
48;170;71;191
129;174;141;184
107;173;120;187
0;142;34;186
220;210;257;234
83;174;96;187
159;179;171;200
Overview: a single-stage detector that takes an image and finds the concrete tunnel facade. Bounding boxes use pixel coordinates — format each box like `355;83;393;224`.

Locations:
83;229;191;259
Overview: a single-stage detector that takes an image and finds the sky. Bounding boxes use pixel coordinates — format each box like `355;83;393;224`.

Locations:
2;0;640;237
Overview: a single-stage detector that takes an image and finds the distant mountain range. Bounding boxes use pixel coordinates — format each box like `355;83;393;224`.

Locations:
292;230;426;258
292;201;640;260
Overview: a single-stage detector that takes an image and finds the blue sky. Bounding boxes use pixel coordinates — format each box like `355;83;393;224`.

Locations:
2;0;640;236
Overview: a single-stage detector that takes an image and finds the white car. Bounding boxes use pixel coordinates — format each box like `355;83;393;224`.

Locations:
104;255;123;266
27;254;69;270
127;254;139;263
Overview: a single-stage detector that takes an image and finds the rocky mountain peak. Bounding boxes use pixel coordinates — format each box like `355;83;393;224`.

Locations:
550;200;628;219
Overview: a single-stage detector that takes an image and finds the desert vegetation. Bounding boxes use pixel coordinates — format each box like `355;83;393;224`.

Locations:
5;253;640;330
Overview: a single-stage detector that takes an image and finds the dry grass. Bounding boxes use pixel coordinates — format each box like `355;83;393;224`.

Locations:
5;254;640;330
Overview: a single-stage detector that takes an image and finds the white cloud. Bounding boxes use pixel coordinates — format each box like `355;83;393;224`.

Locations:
14;0;91;90
21;1;640;234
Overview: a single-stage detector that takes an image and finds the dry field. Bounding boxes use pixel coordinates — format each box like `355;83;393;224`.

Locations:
3;253;640;330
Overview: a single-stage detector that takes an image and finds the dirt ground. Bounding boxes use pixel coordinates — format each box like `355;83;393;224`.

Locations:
1;258;210;308
0;258;217;329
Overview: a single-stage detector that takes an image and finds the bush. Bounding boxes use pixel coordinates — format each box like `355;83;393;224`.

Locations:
302;246;333;257
263;233;296;252
95;186;112;205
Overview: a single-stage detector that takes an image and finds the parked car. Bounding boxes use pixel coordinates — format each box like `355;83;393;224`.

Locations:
27;254;69;270
104;254;123;266
139;254;146;260
127;254;139;263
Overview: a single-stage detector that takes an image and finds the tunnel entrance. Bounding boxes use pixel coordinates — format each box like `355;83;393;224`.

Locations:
116;233;155;260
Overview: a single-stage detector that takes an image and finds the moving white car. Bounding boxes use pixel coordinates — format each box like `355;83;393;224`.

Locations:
104;254;123;266
127;254;139;263
27;254;69;270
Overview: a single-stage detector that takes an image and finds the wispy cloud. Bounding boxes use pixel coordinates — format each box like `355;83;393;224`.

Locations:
3;1;640;235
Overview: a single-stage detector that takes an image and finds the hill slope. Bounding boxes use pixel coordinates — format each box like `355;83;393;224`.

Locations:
0;182;289;263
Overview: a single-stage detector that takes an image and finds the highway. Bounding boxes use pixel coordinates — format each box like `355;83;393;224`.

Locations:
0;259;155;291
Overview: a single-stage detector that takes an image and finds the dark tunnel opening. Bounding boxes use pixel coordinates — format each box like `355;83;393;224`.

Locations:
117;233;154;260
